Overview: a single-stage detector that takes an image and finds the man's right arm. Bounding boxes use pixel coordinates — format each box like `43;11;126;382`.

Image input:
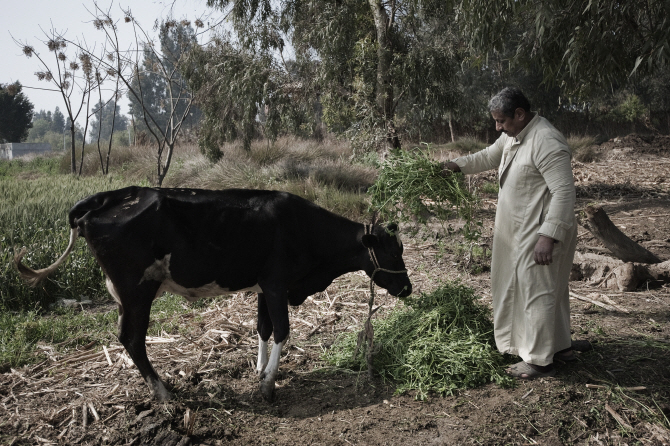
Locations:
443;136;506;175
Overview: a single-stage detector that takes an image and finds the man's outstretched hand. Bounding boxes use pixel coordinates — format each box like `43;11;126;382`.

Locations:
442;161;461;175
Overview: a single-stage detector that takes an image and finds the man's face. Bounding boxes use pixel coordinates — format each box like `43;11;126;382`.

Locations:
491;108;528;138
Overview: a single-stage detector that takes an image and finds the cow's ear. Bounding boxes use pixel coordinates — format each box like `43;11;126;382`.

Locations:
362;234;378;248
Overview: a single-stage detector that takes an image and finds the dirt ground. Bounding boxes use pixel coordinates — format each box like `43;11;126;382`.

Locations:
2;134;670;446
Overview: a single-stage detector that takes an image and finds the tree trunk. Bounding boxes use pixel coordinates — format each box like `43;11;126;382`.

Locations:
368;0;400;152
581;205;662;264
70;124;76;174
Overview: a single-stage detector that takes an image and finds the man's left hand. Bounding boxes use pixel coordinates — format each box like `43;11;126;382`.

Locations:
534;235;556;265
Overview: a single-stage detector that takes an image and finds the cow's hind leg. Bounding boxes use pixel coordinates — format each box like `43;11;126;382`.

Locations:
114;281;171;401
257;290;289;401
256;293;272;374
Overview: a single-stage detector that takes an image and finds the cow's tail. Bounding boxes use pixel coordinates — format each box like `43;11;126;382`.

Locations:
14;227;79;287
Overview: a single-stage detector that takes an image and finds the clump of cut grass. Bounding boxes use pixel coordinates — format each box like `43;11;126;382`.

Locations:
368;148;478;234
323;282;515;399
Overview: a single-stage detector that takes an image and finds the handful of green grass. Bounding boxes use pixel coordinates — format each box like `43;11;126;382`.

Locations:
323;282;515;399
368;148;476;227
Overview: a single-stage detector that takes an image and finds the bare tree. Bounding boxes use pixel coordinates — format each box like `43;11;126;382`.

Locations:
66;4;200;186
17;31;106;174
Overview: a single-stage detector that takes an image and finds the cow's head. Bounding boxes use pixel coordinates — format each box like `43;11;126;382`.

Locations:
361;223;412;298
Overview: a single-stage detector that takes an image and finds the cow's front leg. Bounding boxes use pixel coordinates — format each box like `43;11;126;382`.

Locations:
257;289;289;401
257;334;269;374
256;293;272;374
260;339;285;400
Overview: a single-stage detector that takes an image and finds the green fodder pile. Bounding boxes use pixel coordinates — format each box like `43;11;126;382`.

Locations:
323;282;514;398
368;148;477;233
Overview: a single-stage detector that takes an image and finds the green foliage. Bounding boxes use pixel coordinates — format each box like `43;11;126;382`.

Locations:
0;292;194;370
183;37;319;159
458;0;670;94
0;156;61;177
0;306;118;370
0;82;34;143
480;181;499;195
368;147;477;235
323;282;515;398
203;0;461;149
33;108;66;134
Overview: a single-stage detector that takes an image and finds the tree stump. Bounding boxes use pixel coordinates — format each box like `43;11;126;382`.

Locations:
571;252;670;291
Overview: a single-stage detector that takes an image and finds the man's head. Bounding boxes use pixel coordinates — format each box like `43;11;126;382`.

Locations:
488;87;533;138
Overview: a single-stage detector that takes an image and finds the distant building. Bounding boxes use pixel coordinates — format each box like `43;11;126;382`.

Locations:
0;143;52;160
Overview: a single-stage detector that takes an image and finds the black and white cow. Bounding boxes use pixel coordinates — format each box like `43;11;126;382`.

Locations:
15;187;412;401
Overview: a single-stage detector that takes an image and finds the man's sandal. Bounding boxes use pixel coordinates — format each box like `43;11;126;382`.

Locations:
554;348;577;362
571;340;593;352
554;340;593;362
506;361;556;380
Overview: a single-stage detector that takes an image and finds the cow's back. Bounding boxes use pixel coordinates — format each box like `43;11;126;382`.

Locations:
70;187;323;292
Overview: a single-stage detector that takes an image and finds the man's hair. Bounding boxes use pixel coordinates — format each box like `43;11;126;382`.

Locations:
488;87;531;118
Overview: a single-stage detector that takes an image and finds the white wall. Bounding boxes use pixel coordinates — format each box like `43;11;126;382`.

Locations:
0;143;52;160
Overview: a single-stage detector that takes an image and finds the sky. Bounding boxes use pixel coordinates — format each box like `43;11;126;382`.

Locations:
0;0;222;120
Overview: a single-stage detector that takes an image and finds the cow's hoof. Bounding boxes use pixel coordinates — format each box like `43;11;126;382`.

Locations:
260;380;275;402
152;390;173;402
148;378;173;401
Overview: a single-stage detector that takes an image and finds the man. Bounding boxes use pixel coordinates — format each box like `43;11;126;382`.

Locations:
443;87;577;379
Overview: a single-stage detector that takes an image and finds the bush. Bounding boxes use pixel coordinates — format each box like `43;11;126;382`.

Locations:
609;94;647;123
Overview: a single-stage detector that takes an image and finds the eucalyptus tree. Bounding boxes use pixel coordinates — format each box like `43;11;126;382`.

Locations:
459;0;670;96
89;101;127;141
202;0;461;152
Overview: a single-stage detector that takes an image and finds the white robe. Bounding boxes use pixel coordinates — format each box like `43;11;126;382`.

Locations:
454;114;577;366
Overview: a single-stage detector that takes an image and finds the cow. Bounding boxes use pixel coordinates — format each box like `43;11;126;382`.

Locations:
15;186;412;401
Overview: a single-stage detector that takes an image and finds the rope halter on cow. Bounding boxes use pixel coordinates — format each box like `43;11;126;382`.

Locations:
364;223;408;297
355;224;408;378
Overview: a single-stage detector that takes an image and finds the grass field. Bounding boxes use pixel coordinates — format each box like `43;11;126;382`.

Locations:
0;138;379;370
